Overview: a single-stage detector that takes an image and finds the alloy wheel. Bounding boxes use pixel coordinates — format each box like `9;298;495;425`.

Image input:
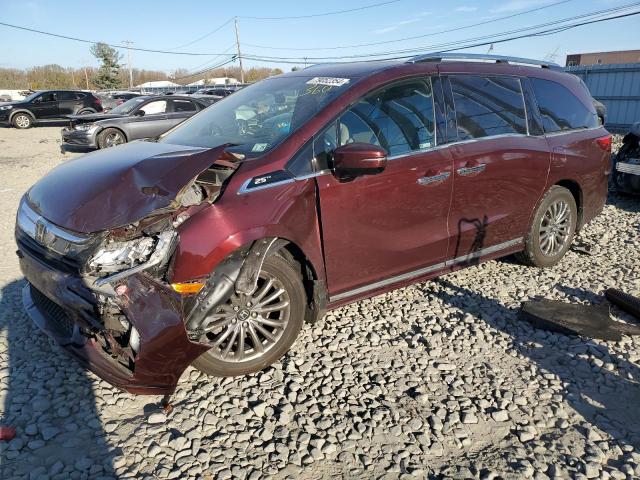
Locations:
105;132;124;147
15;115;30;128
201;272;291;363
539;199;571;256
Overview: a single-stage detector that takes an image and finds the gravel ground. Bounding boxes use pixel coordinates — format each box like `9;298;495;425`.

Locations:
0;128;639;480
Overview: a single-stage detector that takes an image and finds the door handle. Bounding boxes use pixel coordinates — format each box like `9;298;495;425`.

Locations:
417;171;450;185
457;163;486;176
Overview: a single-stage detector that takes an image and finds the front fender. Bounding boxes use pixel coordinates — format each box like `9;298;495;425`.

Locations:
170;179;325;285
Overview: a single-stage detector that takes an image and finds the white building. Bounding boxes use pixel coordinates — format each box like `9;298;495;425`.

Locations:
186;77;240;87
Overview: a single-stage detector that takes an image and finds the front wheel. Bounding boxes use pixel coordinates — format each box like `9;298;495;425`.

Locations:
97;128;126;148
192;254;305;377
12;113;33;129
516;185;577;268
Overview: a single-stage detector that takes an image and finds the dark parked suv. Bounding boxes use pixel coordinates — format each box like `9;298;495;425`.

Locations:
1;90;103;128
16;53;610;395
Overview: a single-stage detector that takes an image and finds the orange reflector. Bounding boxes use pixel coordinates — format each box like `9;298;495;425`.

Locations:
171;282;204;294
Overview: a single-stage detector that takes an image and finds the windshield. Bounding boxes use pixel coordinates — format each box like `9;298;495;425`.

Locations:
110;97;148;115
160;76;352;156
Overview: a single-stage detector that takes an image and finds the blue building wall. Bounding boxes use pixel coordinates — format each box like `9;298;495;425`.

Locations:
566;63;640;133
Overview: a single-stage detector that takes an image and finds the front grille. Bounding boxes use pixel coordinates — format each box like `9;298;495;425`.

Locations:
30;285;75;338
17;229;81;274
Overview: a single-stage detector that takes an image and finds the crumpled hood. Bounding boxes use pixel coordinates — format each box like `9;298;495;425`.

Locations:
27;141;228;233
67;113;125;123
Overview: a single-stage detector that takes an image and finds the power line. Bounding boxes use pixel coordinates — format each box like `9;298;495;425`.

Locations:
170;17;235;50
186;44;237;73
0;21;237;56
243;0;574;51
239;2;640;62
172;58;237;82
240;0;402;20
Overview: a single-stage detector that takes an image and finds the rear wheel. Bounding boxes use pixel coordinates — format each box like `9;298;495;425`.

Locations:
12;113;33;129
516;186;577;268
97;128;126;148
192;255;305;377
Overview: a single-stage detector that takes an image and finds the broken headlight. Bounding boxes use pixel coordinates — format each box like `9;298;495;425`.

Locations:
89;236;157;274
88;230;177;284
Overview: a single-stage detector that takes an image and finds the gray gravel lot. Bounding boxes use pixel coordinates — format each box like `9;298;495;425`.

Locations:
0;127;639;479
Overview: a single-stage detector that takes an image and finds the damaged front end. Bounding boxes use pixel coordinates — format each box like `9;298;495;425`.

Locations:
16;143;245;394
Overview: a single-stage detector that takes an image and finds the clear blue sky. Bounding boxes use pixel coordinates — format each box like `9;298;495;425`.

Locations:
0;0;638;73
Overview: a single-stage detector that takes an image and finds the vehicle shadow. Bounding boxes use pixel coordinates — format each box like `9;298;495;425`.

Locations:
607;192;640;214
426;278;640;450
61;145;95;154
0;280;119;479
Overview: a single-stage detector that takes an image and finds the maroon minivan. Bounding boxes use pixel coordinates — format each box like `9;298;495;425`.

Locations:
16;53;611;395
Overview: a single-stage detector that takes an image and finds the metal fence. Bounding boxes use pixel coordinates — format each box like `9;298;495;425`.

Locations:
566;62;640;133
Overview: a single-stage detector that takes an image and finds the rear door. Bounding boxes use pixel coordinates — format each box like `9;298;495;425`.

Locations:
316;78;454;298
443;74;550;258
30;92;58;118
57;91;84;116
166;98;199;129
126;99;170;140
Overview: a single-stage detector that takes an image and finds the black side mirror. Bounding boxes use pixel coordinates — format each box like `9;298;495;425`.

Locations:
134;109;145;117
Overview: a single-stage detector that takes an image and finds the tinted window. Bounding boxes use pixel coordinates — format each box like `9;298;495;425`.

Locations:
339;79;435;156
76;93;86;100
173;100;196;112
57;91;76;101
450;76;527;140
37;92;56;103
531;78;598;132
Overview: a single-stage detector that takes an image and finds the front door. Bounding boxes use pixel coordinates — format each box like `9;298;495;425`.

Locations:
317;78;453;298
128;99;170;140
30;92;58;118
443;74;550;258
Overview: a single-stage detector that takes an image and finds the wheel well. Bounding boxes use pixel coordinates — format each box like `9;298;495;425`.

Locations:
10;110;35;121
555;180;583;229
276;241;326;323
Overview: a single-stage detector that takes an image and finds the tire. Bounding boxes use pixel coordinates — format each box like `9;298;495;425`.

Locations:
192;254;305;377
516;185;577;268
97;128;126;148
11;113;33;129
77;109;93;115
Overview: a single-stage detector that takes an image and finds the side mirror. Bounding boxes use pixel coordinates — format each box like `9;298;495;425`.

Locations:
332;142;387;180
134;109;145;117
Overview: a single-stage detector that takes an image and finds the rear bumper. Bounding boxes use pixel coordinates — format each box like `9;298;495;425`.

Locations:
18;242;208;395
61;127;98;148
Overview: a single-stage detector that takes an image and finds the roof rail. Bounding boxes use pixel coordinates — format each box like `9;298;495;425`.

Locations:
406;52;562;70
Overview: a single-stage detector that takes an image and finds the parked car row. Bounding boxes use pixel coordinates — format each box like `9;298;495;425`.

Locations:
16;53;611;394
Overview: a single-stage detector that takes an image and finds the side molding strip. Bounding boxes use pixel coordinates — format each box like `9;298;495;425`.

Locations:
330;237;523;302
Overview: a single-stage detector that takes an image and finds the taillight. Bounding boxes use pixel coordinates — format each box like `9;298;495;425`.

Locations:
596;135;611;152
94;97;102;106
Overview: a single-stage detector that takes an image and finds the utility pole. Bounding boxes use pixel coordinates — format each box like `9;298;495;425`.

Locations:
124;40;134;90
234;18;245;84
71;69;76;88
83;67;89;89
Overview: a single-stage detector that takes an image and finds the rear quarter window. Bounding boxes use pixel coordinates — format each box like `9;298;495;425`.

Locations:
530;78;598;133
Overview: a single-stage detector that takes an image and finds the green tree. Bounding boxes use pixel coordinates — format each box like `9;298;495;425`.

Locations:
90;43;123;89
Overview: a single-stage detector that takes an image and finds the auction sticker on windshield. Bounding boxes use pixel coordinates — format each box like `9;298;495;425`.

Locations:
306;77;350;87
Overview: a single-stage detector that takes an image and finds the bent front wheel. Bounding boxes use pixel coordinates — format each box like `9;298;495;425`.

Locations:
192;254;305;377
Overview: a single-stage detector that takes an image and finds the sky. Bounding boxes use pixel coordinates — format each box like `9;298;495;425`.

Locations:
0;0;639;74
